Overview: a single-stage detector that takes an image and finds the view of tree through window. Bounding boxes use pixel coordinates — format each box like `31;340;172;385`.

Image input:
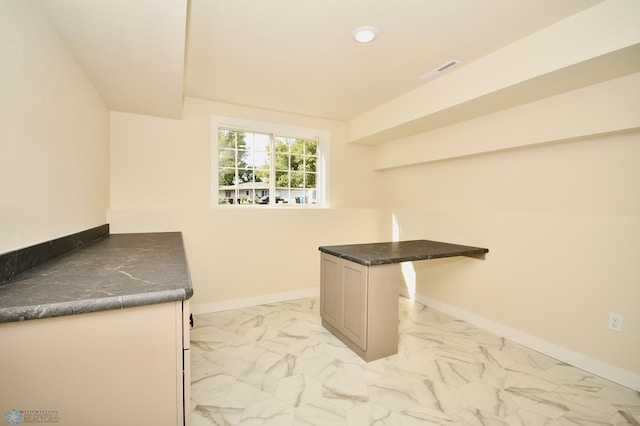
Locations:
218;128;318;206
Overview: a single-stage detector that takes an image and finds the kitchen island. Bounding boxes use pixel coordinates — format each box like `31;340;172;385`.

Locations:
319;240;488;361
0;229;193;426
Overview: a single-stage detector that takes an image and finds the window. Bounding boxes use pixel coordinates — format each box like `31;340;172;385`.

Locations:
212;117;329;207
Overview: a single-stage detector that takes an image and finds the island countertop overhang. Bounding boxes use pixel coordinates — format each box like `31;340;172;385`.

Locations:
319;239;488;266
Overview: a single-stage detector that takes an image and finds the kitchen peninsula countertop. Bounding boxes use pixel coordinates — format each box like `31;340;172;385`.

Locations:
319;239;488;266
0;232;193;323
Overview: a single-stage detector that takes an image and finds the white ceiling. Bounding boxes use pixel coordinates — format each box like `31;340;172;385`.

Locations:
39;0;604;121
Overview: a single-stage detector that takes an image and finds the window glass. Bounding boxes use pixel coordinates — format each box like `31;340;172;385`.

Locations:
217;127;321;206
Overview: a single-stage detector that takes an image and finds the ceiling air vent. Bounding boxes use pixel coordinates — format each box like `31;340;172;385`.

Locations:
418;60;460;81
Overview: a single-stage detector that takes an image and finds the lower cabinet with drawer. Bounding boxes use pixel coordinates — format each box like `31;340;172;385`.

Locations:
320;252;400;361
0;300;191;426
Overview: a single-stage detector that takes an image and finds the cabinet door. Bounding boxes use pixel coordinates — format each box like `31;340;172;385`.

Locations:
341;260;368;350
320;253;340;329
0;302;181;426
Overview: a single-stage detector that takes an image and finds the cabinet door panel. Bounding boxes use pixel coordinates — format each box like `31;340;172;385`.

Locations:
320;254;340;328
342;262;368;350
0;303;181;426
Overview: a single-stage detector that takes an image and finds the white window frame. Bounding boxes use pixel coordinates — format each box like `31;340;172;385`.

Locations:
211;115;330;208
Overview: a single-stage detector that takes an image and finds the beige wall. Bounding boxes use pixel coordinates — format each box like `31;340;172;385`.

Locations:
377;87;640;377
108;97;384;306
106;77;640;385
0;1;109;253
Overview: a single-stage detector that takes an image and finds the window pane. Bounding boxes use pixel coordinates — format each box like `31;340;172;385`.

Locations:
218;148;236;167
238;168;253;183
275;152;289;171
305;155;317;173
218;129;240;149
218;168;235;186
305;139;318;156
290;154;304;171
245;132;270;171
220;129;270;204
305;172;317;188
275;170;289;187
289;138;303;155
276;189;290;204
308;189;318;204
290;171;304;188
275;136;293;149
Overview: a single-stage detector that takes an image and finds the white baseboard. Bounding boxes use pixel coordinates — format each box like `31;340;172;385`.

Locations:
191;288;320;315
405;290;640;392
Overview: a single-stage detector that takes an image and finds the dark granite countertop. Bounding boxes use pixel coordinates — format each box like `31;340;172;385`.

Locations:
0;232;193;323
319;240;488;266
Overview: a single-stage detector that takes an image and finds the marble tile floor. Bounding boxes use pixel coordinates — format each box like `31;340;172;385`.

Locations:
190;297;639;425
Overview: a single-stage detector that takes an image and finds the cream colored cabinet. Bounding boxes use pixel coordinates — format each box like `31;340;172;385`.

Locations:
0;301;191;426
320;252;341;329
182;301;191;426
321;253;368;349
320;252;400;361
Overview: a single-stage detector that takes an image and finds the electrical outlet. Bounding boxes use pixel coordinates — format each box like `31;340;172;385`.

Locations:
608;313;623;332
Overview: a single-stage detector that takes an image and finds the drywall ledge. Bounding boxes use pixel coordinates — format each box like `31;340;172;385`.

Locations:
346;0;640;146
372;72;640;171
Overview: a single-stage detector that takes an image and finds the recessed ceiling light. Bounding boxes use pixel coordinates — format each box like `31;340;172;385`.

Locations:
352;26;378;43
